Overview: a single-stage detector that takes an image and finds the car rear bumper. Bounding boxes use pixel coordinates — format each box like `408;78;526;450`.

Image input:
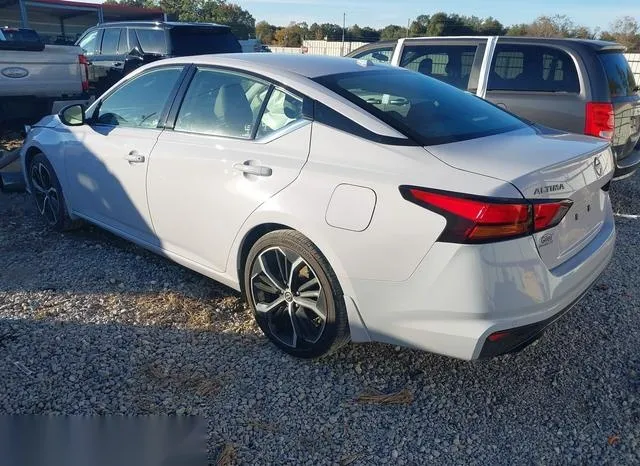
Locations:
614;146;640;179
347;202;616;360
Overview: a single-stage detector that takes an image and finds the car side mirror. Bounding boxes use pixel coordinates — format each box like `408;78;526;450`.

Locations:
59;104;85;126
128;46;143;58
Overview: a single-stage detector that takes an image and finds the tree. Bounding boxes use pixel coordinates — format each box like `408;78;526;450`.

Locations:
479;17;506;35
273;22;305;46
603;16;640;50
409;14;429;37
380;25;407;40
255;20;275;44
506;24;529;36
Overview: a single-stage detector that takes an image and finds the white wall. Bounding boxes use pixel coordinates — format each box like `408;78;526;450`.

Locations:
625;53;640;83
268;40;370;56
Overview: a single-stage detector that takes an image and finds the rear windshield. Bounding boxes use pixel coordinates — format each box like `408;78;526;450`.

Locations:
0;28;40;42
315;68;528;146
599;53;638;98
169;27;241;56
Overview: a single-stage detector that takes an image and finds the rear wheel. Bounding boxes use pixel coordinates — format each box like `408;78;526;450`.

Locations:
28;153;81;231
244;230;350;358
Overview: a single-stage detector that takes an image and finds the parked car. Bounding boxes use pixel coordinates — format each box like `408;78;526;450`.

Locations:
75;21;242;96
21;55;615;360
0;27;91;124
348;37;640;179
240;39;270;53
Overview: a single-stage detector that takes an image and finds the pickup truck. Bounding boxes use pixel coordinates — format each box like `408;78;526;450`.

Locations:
0;27;92;124
348;36;640;179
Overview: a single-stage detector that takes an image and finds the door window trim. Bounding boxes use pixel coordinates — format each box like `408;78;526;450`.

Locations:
88;64;191;129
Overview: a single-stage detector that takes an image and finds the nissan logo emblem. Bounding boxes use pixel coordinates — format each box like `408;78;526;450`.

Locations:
593;157;603;177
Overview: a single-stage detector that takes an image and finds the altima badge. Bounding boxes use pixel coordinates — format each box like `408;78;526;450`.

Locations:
593;157;603;177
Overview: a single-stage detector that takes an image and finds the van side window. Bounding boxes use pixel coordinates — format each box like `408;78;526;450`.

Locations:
488;45;580;93
400;45;478;90
352;47;394;64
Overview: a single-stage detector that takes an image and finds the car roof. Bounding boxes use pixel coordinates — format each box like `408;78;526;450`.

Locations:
162;53;391;79
98;21;229;29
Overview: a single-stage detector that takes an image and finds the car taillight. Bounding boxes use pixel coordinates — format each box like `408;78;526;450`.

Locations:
400;186;573;243
585;102;614;140
78;54;89;92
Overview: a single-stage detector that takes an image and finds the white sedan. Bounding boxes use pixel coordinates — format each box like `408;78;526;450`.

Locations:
20;53;616;360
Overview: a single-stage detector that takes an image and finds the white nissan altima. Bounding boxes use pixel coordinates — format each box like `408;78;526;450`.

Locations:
20;53;616;360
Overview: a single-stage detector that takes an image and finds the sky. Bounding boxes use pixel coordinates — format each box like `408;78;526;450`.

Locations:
77;0;640;30
237;0;639;30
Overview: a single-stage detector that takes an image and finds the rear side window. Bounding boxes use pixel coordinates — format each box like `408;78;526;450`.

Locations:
135;29;166;55
101;28;120;55
488;45;580;93
315;69;528;146
599;53;638;98
352;47;394;64
256;89;304;139
174;69;268;138
169;27;241;55
400;45;478;90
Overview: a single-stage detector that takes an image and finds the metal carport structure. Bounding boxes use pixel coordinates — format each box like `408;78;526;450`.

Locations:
0;0;165;44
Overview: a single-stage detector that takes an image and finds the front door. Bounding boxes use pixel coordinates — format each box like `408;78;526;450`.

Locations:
146;67;311;272
64;66;184;244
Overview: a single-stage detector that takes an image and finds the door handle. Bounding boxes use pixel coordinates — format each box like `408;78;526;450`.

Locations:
124;151;145;163
113;62;123;67
233;162;272;177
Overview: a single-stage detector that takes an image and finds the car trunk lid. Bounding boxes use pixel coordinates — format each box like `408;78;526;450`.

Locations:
425;127;614;269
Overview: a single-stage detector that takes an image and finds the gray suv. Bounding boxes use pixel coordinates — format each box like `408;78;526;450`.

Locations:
348;37;640;179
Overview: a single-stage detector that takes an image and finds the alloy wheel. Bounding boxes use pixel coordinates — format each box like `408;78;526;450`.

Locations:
30;161;60;225
250;246;327;348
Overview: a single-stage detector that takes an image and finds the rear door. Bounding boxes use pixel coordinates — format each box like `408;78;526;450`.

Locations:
146;67;311;272
484;42;587;133
397;38;487;92
597;52;640;164
92;27;128;95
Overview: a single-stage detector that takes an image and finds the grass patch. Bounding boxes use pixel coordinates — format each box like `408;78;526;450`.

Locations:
216;443;237;466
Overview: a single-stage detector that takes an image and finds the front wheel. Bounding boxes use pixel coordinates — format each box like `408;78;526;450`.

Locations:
28;153;80;232
244;230;350;358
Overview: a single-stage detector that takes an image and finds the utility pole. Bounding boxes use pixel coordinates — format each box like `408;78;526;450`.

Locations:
341;12;346;56
407;18;410;37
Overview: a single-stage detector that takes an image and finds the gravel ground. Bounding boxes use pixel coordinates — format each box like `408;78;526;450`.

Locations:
1;174;639;465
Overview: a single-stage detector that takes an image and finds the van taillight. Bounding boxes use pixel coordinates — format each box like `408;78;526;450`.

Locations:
78;54;89;92
400;186;572;244
585;102;614;140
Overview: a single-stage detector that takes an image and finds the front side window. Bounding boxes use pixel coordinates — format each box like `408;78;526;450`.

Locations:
78;30;98;55
400;45;477;90
100;28;120;55
135;29;166;54
352;47;394;64
488;45;580;93
256;89;304;138
315;69;528;146
174;69;268;138
95;67;183;128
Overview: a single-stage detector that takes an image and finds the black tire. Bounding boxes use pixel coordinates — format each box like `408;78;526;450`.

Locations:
28;153;81;232
244;230;350;358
